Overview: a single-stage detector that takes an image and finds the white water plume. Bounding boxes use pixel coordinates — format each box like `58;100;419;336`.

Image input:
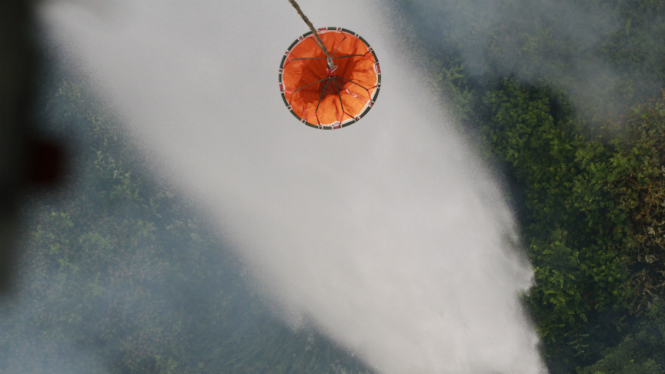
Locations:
40;0;546;372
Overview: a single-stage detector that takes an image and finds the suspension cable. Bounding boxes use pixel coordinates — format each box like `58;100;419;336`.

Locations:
287;0;336;71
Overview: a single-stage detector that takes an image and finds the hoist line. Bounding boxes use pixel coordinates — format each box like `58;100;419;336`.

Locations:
287;0;336;70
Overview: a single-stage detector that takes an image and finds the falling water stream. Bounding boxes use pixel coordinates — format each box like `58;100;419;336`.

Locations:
40;0;546;372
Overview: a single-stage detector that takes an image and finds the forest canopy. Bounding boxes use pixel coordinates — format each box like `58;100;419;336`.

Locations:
393;0;665;371
1;0;665;373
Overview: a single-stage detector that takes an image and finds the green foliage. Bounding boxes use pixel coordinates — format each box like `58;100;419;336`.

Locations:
479;77;665;371
606;96;665;314
4;0;663;372
389;0;665;371
482;79;629;361
577;298;665;374
0;80;371;374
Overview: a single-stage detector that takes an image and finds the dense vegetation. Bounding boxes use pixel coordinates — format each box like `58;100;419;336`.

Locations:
482;81;665;373
0;81;370;374
2;0;665;373
393;0;665;372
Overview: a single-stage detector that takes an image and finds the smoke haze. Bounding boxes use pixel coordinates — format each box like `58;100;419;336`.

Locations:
37;0;545;373
399;0;665;119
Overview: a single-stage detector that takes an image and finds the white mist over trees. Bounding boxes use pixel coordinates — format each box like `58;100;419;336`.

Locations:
36;0;546;373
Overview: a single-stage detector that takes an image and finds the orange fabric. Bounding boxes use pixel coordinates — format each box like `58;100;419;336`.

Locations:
282;30;378;127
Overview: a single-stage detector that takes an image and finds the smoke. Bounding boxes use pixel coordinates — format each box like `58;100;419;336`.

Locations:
38;0;546;373
399;0;665;120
